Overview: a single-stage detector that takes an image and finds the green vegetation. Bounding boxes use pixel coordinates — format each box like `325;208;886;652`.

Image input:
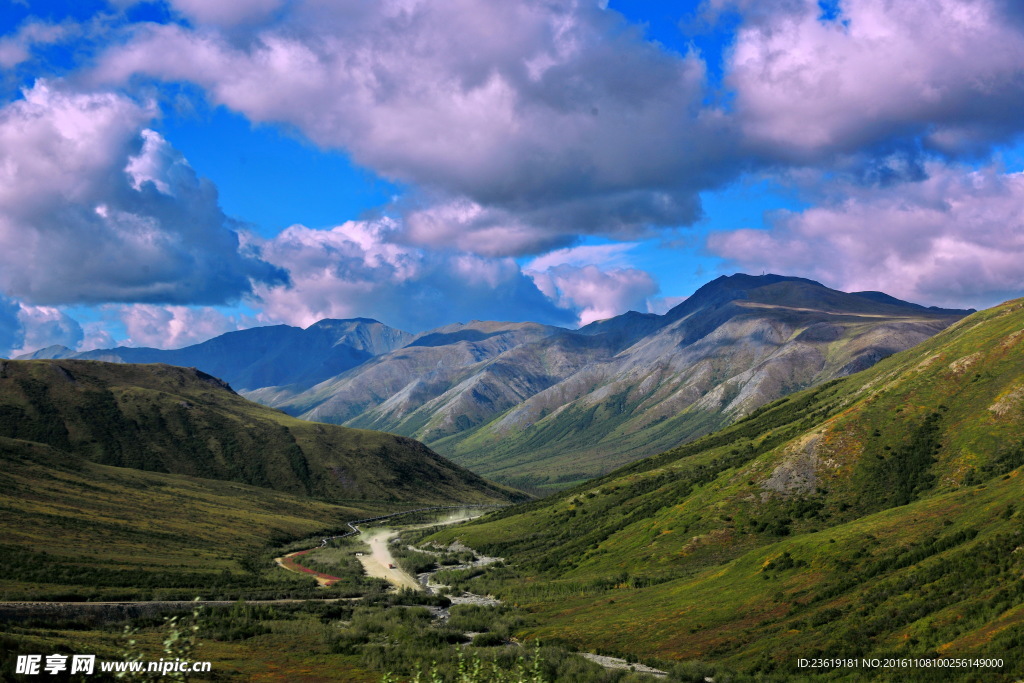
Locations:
0;359;520;604
0;359;523;601
388;542;477;578
0;581;694;681
4;297;1023;680
424;298;1024;678
0;434;386;601
0;359;523;505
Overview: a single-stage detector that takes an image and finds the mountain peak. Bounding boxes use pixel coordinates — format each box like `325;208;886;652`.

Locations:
306;317;384;330
14;344;77;360
664;274;975;322
662;273;821;321
709;272;823;289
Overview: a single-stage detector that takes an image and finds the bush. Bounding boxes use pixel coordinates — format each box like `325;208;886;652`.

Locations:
471;632;506;647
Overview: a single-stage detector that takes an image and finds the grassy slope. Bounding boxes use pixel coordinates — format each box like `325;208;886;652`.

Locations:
0;435;386;600
0;359;522;601
427;299;1024;674
0;359;523;505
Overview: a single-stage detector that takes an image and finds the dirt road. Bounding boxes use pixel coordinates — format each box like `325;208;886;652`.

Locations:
273;550;343;586
277;509;487;591
357;528;421;591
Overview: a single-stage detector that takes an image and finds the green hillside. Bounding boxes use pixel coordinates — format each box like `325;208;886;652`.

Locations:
427;298;1024;677
0;359;521;602
0;359;522;505
0;434;383;601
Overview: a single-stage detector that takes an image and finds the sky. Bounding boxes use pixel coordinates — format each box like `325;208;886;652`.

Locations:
1;0;1023;355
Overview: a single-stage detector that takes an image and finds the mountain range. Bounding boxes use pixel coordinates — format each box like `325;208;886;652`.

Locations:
21;318;412;393
430;295;1024;673
2;279;1019;677
20;274;973;489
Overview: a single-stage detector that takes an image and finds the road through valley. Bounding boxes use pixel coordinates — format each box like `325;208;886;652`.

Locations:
356;527;421;591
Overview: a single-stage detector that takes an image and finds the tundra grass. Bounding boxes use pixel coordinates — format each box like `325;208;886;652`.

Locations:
0;438;405;601
424;300;1024;678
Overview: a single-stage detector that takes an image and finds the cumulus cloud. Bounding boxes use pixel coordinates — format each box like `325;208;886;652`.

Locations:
9;305;84;356
0;81;285;306
80;321;116;352
523;241;667;324
727;0;1024;160
0;296;86;357
252;219;576;331
90;0;1024;247
93;0;738;254
527;264;659;325
117;304;249;348
708;165;1024;309
11;0;1023;345
401;199;573;257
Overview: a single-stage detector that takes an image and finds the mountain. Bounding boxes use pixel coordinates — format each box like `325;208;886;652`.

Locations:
272;275;972;489
17;318;413;393
428;297;1024;674
0;358;521;505
19;275;972;491
256;319;571;431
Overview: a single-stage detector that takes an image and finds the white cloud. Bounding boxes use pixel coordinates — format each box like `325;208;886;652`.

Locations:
0;19;78;69
708;164;1024;309
250;216;666;331
0;81;285;306
524;242;640;271
80;321;116;352
251;219;575;331
117;304;249;348
93;1;736;254
9;304;84;356
728;0;1024;159
401;198;574;257
527;264;659;325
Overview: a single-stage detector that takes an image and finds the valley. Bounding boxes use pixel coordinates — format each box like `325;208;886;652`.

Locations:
5;0;1023;677
1;278;1020;681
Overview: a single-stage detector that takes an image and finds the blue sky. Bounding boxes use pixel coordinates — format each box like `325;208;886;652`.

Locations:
1;0;1023;354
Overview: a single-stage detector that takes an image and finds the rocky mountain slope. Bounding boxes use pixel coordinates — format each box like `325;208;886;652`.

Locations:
272;275;971;489
429;297;1024;675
